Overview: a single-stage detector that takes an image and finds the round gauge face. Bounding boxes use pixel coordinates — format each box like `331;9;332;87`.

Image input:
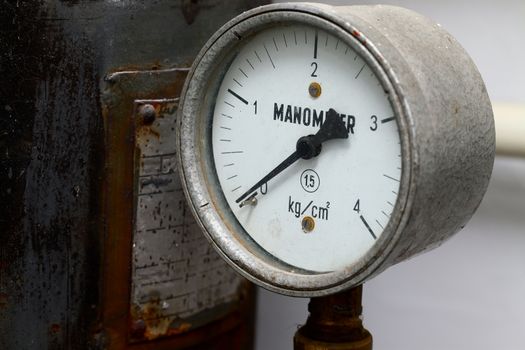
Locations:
210;24;401;273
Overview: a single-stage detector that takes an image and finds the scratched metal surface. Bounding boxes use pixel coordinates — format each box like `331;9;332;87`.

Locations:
130;99;243;341
100;67;256;350
0;1;267;349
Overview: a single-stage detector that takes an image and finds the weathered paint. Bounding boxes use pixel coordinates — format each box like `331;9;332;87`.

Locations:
106;92;246;343
0;0;267;349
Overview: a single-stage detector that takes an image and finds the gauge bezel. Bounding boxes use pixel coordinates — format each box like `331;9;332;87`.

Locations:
177;4;414;296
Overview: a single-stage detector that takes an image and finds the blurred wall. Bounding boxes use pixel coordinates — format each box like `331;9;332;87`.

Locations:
256;1;525;349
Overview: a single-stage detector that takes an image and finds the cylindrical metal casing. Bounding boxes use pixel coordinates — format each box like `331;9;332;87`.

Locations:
177;3;495;296
336;5;495;267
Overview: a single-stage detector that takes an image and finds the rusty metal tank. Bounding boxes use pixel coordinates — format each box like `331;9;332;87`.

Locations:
0;1;268;349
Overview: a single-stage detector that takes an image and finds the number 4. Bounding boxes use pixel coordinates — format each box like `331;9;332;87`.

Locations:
353;199;360;213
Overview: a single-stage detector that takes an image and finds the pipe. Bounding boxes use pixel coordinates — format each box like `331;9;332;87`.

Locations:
494;102;525;157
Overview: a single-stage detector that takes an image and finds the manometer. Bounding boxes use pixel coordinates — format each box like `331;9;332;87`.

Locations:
176;3;494;296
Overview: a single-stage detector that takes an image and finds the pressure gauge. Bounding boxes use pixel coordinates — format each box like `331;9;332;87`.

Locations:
177;3;494;296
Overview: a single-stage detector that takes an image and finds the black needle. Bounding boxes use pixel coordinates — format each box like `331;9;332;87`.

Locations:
235;108;349;205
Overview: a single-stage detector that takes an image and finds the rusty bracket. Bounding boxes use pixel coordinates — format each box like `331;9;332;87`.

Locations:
99;68;253;350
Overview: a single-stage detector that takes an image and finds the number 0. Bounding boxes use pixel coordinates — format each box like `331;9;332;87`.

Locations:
260;182;267;195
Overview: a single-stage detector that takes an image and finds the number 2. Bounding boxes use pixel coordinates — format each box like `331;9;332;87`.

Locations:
310;62;318;77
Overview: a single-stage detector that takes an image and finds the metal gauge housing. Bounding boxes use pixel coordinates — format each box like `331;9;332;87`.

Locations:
177;3;495;296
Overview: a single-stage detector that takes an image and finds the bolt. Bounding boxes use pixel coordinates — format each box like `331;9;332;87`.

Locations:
139;104;156;125
130;319;146;338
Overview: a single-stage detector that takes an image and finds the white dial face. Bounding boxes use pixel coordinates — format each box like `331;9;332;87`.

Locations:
211;24;401;272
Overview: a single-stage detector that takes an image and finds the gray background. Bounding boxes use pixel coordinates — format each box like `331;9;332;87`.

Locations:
255;1;525;349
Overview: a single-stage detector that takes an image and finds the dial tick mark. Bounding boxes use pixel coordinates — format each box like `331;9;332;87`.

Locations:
360;215;377;239
221;151;243;154
314;30;318;58
233;78;243;87
383;174;400;182
263;44;275;68
355;64;365;79
254;50;262;62
238;68;248;78
227;89;248;105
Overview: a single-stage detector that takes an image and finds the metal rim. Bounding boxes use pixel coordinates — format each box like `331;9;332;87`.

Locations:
177;3;415;296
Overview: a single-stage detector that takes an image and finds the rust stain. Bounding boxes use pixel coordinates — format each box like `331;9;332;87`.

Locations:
128;280;254;343
125;281;255;349
100;68;258;349
49;324;61;334
351;29;367;47
181;0;200;25
100;68;190;350
130;301;192;341
294;285;372;349
130;318;146;339
141;300;171;339
137;125;160;139
166;323;192;336
0;293;8;309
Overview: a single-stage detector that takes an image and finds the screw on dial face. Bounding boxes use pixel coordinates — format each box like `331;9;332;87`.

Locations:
211;24;401;272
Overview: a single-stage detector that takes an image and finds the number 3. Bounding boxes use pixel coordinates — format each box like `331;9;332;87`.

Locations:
370;115;378;131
